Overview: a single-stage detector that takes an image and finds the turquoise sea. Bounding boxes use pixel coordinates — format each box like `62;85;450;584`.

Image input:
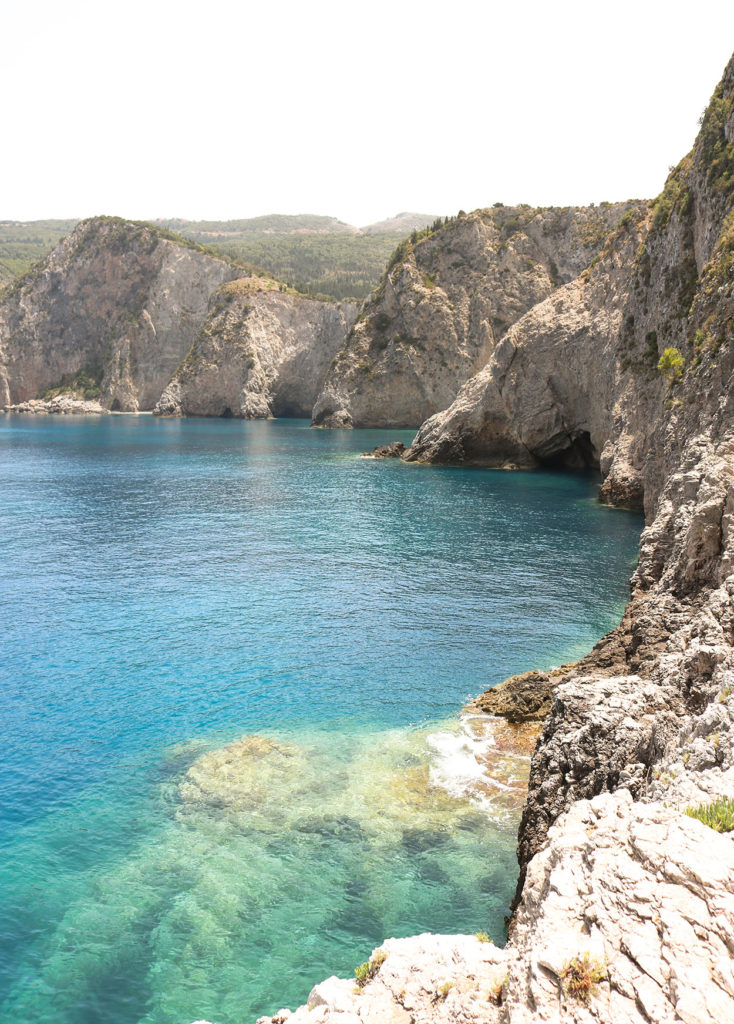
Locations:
0;415;641;1024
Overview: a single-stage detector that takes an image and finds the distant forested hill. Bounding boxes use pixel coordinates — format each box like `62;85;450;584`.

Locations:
156;213;438;301
184;232;410;301
0;213;438;301
0;220;79;287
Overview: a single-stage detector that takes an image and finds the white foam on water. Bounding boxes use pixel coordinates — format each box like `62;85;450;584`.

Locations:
426;713;532;819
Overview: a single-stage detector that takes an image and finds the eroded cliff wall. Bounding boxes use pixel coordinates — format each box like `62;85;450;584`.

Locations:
154;279;357;419
0;218;239;411
311;203;640;428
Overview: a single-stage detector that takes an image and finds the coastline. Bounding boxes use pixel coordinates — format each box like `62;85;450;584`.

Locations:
252;430;734;1023
3;415;641;1023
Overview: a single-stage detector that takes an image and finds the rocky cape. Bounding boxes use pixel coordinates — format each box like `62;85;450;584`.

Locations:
311;202;640;429
0;218;356;417
154;278;356;419
0;218;241;412
247;52;734;1024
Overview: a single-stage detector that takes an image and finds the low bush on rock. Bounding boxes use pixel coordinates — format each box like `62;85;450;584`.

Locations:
657;346;685;381
560;952;607;1003
685;796;734;832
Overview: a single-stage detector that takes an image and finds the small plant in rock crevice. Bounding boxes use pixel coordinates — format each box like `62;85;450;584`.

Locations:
432;982;453;1003
354;950;387;989
560;953;607;1003
489;974;508;1005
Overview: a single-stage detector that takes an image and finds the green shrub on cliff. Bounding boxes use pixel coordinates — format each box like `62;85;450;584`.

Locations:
37;368;102;401
560;953;607;1003
657;346;685;381
685;796;734;832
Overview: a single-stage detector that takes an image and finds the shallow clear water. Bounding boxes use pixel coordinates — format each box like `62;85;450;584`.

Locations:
0;415;641;1024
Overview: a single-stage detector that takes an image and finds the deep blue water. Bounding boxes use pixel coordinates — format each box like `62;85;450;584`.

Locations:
0;415;641;1023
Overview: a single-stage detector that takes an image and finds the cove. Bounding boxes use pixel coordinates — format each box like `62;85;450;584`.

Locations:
0;415;641;1024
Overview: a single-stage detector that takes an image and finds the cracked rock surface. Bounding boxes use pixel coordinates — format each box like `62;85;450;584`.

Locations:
255;792;734;1024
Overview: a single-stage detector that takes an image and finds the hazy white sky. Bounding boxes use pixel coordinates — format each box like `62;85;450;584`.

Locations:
2;0;733;226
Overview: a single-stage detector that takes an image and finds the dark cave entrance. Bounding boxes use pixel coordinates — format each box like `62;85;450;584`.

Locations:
536;430;599;472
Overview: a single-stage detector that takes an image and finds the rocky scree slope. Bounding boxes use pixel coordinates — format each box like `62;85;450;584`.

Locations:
311;202;639;429
250;54;734;1024
154;278;357;419
0;218;241;412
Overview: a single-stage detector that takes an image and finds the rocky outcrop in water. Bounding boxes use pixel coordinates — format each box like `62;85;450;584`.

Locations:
311;203;639;429
154;280;357;418
361;441;407;459
0;217;240;412
469;667;566;723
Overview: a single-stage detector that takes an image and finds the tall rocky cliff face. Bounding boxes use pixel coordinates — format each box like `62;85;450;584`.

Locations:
311;202;640;428
403;53;734;877
154;279;357;419
252;54;734;1024
0;218;356;418
0;218;239;412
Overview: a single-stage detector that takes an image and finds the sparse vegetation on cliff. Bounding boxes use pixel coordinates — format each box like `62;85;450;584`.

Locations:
698;81;734;194
651;160;694;231
36;368;102;401
685;797;734;832
560;953;607;1003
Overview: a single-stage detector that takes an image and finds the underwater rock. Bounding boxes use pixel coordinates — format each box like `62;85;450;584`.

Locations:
361;442;407;459
179;734;307;812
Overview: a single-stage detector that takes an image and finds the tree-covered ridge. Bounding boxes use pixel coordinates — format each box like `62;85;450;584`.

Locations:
0;219;78;284
0;213;438;302
156;214;358;237
203;232;411;302
157;214;439;301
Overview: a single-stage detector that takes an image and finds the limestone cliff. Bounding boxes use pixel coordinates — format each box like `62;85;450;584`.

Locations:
154;279;357;419
251;53;734;1024
0;217;242;412
406;63;734;511
311;203;639;428
404;53;734;883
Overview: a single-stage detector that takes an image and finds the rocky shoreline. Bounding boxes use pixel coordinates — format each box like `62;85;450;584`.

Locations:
3;49;733;1024
5;395;107;415
247;55;734;1024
